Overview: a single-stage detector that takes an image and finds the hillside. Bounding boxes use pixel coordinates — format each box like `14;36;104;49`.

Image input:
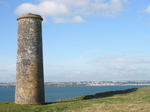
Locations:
1;86;150;112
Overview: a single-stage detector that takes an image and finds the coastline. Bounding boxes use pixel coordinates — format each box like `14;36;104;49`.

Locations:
1;81;150;87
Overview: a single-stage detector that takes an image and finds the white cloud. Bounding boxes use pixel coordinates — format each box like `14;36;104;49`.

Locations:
14;0;128;23
15;1;70;16
144;6;150;13
53;16;85;23
89;55;150;65
0;64;16;82
0;69;8;72
0;1;9;7
72;16;85;22
72;70;81;74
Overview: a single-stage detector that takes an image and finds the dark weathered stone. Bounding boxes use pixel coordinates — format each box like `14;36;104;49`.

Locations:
15;13;45;104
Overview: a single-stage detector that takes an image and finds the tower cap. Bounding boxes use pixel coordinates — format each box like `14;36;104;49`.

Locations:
17;13;43;21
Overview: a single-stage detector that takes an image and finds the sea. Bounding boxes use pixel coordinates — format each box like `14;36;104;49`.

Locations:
0;85;149;103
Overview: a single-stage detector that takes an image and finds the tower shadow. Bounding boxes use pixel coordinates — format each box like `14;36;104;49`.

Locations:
45;88;138;104
81;88;137;100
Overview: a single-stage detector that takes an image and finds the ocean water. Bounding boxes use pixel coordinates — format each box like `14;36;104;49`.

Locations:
0;85;148;102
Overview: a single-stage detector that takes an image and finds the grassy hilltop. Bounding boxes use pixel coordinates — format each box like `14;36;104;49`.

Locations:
1;86;150;112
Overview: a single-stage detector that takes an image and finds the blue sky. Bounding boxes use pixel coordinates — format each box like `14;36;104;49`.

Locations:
1;0;150;82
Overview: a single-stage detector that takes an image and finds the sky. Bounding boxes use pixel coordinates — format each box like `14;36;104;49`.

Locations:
1;0;150;82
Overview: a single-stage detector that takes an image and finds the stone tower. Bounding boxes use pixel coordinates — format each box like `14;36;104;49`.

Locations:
15;13;45;104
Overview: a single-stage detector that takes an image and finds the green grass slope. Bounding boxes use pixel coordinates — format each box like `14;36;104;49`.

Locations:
1;86;150;112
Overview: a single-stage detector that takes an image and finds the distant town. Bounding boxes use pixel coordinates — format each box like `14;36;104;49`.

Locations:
1;81;150;87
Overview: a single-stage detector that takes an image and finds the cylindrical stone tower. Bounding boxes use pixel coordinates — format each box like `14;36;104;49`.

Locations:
15;13;45;104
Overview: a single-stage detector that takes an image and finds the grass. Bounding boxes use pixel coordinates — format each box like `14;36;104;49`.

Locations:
1;86;150;112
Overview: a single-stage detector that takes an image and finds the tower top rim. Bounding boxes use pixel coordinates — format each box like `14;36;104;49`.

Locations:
17;13;43;21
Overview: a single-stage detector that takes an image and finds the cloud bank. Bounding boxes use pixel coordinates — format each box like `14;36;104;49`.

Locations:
86;55;150;80
43;55;150;81
14;0;128;23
